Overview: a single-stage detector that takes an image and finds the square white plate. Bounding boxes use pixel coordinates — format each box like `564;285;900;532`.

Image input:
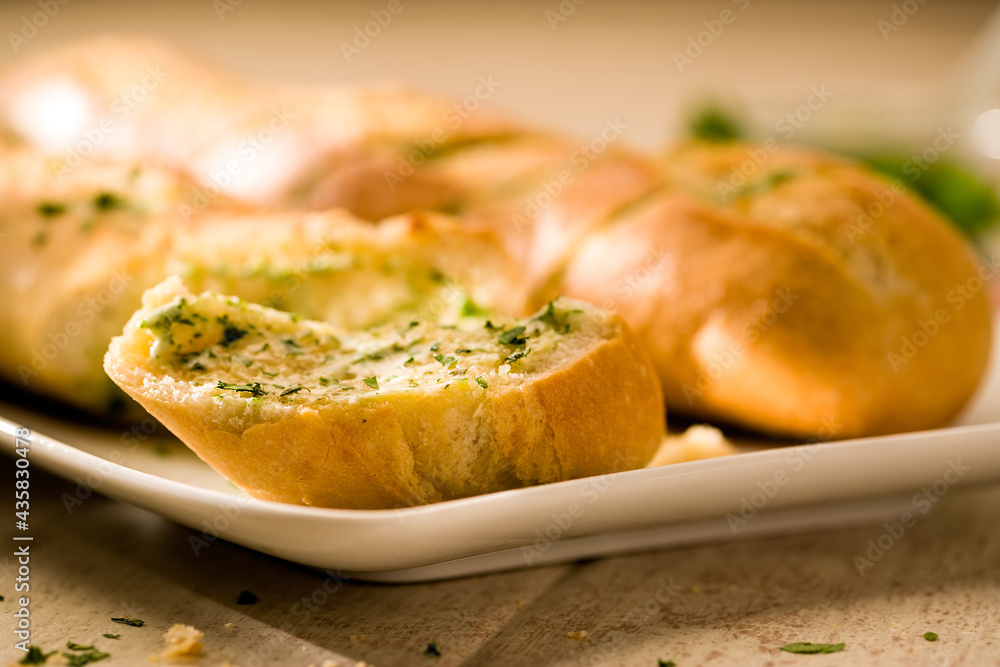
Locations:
2;318;998;582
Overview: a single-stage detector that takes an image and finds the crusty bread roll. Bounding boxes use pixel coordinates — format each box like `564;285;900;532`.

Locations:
1;36;992;439
104;278;664;508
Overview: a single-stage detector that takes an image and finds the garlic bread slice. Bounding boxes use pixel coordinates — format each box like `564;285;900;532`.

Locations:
104;277;664;509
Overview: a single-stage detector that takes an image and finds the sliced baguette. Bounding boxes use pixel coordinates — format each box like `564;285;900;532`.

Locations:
104;277;664;509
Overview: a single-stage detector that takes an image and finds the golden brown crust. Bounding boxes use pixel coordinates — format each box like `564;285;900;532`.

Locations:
557;146;993;438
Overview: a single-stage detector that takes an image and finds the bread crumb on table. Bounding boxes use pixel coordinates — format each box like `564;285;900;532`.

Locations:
566;630;588;640
645;425;738;467
150;623;205;662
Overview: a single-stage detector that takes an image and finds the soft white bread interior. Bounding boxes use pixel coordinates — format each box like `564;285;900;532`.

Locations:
103;277;664;508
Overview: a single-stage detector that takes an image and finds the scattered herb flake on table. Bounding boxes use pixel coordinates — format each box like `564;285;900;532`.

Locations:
924;632;938;641
780;641;845;654
19;646;56;665
424;640;442;656
110;617;145;627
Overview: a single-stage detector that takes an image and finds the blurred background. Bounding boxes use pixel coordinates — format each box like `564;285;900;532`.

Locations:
1;0;1000;243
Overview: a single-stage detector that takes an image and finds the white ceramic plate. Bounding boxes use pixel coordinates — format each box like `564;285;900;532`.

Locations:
2;319;998;582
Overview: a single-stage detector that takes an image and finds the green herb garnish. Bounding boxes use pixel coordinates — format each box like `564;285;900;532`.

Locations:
363;376;379;389
460;297;488;317
221;326;248;347
280;386;307;397
536;301;577;334
430;342;440;352
37;201;66;217
94;192;123;210
924;632;938;642
658;661;676;667
63;650;109;666
19;646;56;665
504;348;531;365
476;377;488;389
434;354;457;367
110;617;145;627
424;641;442;657
779;642;844;654
688;104;744;143
66;643;94;651
215;381;267;398
102;635;119;640
498;326;527;346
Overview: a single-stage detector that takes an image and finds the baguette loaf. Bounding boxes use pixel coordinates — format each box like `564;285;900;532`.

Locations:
0;147;526;415
104;277;664;508
1;36;993;438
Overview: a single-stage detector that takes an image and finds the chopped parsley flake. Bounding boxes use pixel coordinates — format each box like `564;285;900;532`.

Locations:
94;192;123;210
63;650;110;666
19;646;56;664
280;386;307;397
504;348;531;365
221;326;248;347
66;643;94;651
657;661;676;667
37;201;66;217
460;297;489;317
363;376;379;389
434;354;457;367
779;642;844;654
498;326;527;346
102;635;119;640
924;632;938;642
430;342;440;352
536;301;578;334
424;641;442;657
476;377;488;389
110;617;145;627
216;381;268;398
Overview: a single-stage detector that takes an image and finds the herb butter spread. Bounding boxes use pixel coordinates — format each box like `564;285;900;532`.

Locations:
137;284;592;402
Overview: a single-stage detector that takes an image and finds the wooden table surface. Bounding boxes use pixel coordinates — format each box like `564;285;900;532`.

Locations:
3;464;1000;666
2;1;1000;665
